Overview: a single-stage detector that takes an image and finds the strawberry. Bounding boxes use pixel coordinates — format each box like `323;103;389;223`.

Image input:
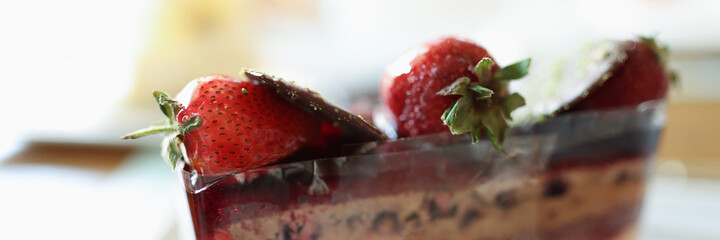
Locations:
123;74;320;175
381;37;530;151
565;37;675;112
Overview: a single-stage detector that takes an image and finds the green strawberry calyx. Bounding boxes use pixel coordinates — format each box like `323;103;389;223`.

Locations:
437;57;530;153
122;91;202;169
637;36;679;87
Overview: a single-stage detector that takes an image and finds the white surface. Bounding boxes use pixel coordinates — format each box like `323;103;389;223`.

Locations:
0;149;177;240
640;176;720;240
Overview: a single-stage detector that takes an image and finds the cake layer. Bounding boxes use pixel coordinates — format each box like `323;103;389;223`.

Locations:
184;133;554;239
183;103;664;239
217;158;648;240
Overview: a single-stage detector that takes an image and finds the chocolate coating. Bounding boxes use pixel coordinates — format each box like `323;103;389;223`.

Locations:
244;70;387;143
549;40;627;116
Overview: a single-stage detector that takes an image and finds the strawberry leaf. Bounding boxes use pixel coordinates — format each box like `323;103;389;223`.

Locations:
437;77;471;96
153;91;182;120
470;127;483;143
161;135;183;170
493;58;531;81
468;84;494;100
178;116;202;135
438;77;495;100
477;105;509;151
481;122;505;154
502;93;526;120
440;96;475;135
475;57;494;82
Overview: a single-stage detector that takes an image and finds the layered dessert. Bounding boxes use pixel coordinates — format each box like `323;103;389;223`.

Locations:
124;36;673;240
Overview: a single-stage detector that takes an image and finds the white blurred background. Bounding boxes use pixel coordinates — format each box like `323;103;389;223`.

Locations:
0;0;718;239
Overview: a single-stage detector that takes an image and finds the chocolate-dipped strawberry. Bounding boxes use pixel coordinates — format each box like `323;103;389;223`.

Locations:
554;37;676;114
123;71;386;175
244;70;386;143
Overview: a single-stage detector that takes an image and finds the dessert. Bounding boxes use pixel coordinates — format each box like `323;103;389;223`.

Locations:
124;36;672;240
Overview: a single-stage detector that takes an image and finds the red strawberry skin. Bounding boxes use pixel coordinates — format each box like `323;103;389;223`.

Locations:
176;75;319;175
381;37;498;137
570;40;670;111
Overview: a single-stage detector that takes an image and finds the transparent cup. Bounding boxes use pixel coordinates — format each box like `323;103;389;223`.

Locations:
177;101;665;240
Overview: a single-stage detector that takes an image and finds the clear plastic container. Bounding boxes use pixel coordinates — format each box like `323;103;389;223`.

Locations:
178;101;665;240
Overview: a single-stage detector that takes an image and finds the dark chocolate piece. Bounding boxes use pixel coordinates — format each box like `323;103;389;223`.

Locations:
244;70;387;143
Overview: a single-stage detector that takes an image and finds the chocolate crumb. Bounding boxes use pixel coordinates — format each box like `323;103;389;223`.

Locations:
615;170;629;184
460;209;482;229
404;212;422;228
278;220;322;240
280;224;293;240
544;178;569;198
428;200;458;220
495;191;518;210
346;215;365;231
372;211;401;235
